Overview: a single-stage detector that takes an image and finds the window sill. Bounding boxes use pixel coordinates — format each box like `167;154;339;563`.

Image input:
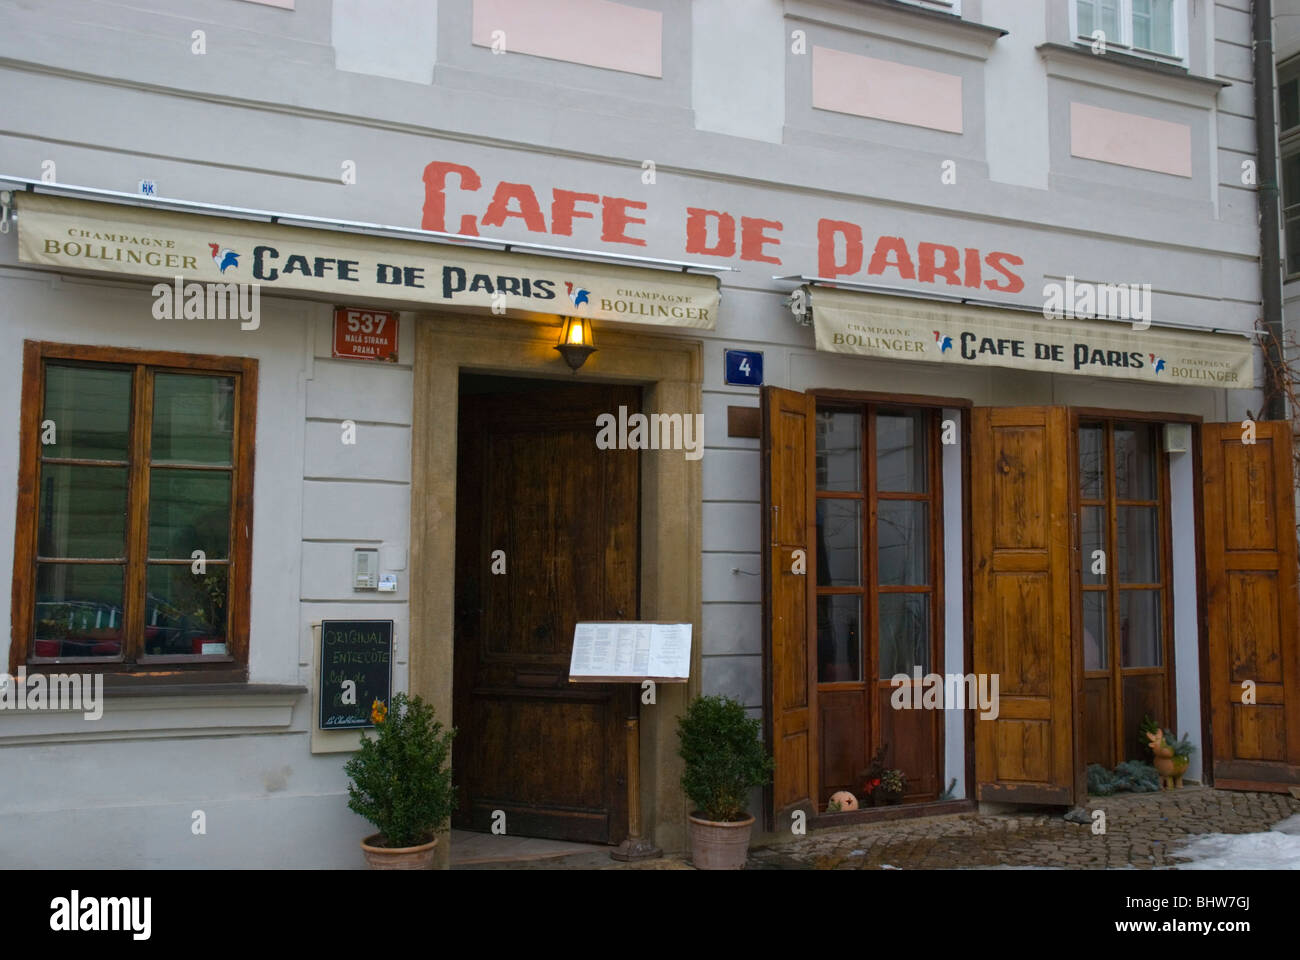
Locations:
1038;42;1229;102
0;683;307;746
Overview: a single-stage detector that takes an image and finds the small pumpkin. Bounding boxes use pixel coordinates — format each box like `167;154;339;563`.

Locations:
829;790;859;812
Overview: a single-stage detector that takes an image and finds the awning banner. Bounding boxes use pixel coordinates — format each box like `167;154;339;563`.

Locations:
15;193;719;329
809;286;1254;389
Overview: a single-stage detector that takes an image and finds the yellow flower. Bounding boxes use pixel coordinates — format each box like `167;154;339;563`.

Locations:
370;699;388;724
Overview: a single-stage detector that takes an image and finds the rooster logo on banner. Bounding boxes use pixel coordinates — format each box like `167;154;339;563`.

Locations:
208;244;240;273
565;281;591;309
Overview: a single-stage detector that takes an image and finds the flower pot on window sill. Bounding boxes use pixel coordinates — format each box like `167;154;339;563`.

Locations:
360;833;438;870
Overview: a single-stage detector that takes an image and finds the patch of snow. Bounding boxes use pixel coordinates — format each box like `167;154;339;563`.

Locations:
1173;816;1300;870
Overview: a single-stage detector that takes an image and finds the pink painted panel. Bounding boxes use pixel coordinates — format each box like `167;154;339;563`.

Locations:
1069;103;1192;178
811;46;962;134
472;0;662;78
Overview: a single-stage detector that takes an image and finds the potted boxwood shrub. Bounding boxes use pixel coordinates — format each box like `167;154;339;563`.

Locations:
344;692;456;869
677;694;774;870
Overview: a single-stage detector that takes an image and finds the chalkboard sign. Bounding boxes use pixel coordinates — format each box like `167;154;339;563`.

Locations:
318;620;393;730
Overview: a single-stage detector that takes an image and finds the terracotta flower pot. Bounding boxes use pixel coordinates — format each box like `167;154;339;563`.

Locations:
688;813;754;870
360;833;438;870
1172;756;1189;777
1152;755;1175;776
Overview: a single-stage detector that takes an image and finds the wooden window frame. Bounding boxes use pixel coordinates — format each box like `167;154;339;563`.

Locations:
10;341;257;684
809;390;952;804
1070;409;1178;765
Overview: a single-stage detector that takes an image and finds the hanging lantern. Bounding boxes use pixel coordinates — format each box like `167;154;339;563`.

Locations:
555;315;597;371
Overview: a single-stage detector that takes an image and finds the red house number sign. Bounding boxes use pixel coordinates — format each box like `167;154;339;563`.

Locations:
332;307;399;362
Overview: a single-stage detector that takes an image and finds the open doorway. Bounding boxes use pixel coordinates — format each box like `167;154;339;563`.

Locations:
451;374;642;844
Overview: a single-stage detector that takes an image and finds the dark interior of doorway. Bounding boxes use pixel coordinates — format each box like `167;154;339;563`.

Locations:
452;373;641;844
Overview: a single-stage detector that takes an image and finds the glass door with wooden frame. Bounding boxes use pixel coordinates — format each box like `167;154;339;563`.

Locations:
1077;420;1175;768
814;403;944;807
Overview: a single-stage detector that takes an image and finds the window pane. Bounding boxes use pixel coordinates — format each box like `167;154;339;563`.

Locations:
878;500;929;586
1288;215;1300;277
38;464;128;558
817;594;861;682
1282;78;1300;134
152;374;235;465
1081;505;1107;585
1148;0;1175;55
1114;424;1156;500
816;411;861;492
816;499;861;586
145;565;228;656
1132;0;1174;54
1120;589;1162;667
878;594;930;679
1083;591;1108;670
876;410;927;492
1078;424;1104;499
1117;505;1160;583
42;364;131;461
1100;0;1120;40
34;563;124;658
1077;0;1095;37
148;469;231;559
1283;153;1300;208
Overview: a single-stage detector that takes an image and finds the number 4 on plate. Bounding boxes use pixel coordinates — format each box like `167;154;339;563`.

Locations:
724;349;763;387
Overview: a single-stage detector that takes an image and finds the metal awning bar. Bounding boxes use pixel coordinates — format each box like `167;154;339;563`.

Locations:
0;175;735;275
774;273;1255;339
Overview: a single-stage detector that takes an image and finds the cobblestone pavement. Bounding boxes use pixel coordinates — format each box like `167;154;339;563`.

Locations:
746;787;1300;870
455;786;1300;869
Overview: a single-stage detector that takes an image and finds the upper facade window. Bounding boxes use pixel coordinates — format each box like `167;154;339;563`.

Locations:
1281;58;1300;279
11;342;257;682
895;0;962;14
1071;0;1186;64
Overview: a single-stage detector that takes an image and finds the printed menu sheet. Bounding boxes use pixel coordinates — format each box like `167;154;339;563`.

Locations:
569;622;692;682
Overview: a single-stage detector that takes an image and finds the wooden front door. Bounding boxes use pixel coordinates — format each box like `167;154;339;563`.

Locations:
761;386;818;826
453;379;639;843
1202;420;1300;792
971;407;1077;804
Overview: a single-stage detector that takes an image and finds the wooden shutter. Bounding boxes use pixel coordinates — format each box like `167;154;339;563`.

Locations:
1202;421;1300;791
761;387;818;825
972;407;1076;804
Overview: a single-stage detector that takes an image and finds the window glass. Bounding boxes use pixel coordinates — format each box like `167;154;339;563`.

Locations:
1280;75;1299;133
1288;215;1300;277
817;594;861;682
34;564;125;658
152;374;235;465
1132;0;1175;55
816;411;861;492
1120;589;1162;667
42;365;131;461
1081;505;1107;585
877;501;929;586
146;565;228;656
1114;424;1156;500
148;469;232;560
1083;592;1108;670
1117;505;1160;583
816;500;861;587
1078;0;1121;41
38;464;128;559
878;594;930;679
1078;424;1105;499
876;409;927;493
